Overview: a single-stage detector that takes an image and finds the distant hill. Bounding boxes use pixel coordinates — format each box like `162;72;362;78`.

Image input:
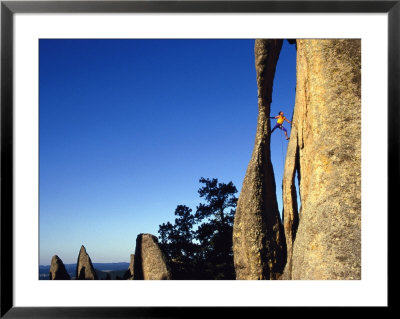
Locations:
95;269;128;280
39;262;130;280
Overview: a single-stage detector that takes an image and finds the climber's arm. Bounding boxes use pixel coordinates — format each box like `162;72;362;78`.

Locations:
285;118;292;124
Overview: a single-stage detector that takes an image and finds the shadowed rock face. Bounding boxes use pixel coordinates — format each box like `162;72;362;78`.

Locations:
233;39;287;280
124;254;135;280
133;234;171;280
76;245;98;280
283;39;361;279
49;255;70;280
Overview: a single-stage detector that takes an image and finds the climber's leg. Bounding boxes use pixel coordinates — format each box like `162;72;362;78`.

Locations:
271;123;280;134
282;126;289;140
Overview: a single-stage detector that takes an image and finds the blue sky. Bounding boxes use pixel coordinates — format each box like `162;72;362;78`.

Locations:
39;39;296;265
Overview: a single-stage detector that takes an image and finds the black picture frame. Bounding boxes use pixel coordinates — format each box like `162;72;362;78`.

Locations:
1;0;395;317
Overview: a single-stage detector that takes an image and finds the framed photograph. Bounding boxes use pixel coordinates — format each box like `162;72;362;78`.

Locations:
1;0;395;317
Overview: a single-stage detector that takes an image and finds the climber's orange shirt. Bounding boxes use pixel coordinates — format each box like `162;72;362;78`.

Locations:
277;115;285;124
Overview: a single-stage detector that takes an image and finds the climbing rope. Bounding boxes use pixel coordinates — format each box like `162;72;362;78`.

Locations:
280;127;285;170
277;128;285;190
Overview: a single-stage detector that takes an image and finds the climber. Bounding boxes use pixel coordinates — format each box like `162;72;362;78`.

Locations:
270;111;291;140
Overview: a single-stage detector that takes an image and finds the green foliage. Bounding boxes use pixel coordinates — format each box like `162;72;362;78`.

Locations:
158;177;238;280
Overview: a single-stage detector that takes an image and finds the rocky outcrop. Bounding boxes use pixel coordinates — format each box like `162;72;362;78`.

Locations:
133;234;171;280
76;245;98;280
49;255;70;280
123;254;135;280
233;39;287;280
281;125;300;279
283;39;361;279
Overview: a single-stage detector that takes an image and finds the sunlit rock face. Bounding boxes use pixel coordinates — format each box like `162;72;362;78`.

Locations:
49;255;70;280
133;233;171;280
76;245;98;280
281;124;300;280
233;39;287;280
283;39;361;280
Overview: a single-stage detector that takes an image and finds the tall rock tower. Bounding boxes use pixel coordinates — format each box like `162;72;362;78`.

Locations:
233;39;287;280
49;255;70;280
283;39;361;279
76;245;98;280
134;233;171;280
